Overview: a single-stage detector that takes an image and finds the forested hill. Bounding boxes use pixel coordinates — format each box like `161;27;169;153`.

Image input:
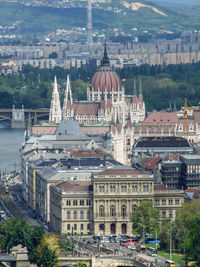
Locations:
0;1;200;39
1;62;200;111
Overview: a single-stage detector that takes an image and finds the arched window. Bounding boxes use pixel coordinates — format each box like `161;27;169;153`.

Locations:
121;205;126;218
73;211;77;219
67;224;70;230
110;205;116;217
99;224;105;230
132;205;137;212
67;211;71;219
99;205;105;217
80;211;84;219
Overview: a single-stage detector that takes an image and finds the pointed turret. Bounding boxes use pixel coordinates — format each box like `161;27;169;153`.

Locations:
173;99;177;112
101;42;110;67
49;76;62;123
64;75;73;106
132;77;138;104
116;112;120;124
138;77;143;103
169;100;172;112
63;75;73;119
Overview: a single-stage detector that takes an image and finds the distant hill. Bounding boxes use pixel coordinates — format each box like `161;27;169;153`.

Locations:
0;0;200;40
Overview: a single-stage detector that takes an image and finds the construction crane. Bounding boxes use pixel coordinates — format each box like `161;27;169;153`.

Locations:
182;98;200;137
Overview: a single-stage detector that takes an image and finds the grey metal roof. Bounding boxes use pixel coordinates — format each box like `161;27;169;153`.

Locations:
55;119;84;136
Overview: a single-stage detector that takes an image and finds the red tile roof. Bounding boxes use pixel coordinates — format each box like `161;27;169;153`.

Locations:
143;112;178;126
154;184;176;191
98;168;146;176
56;180;92;192
72;103;98;115
141;157;161;169
184;188;199;199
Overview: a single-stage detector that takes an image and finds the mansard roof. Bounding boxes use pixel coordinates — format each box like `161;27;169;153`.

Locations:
56;180;92;193
143;112;178;125
73;102;98;115
55;119;83;136
134;136;192;148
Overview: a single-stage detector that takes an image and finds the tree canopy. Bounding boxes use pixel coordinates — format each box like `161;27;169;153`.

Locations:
131;201;160;237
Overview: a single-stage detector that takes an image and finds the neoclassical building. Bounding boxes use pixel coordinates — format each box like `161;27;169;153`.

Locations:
49;44;145;126
49;167;184;235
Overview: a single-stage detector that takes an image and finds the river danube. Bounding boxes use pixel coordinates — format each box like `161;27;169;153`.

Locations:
0;126;25;173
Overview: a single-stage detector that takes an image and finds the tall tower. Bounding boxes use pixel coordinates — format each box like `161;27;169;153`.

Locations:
49;76;62;124
87;0;93;50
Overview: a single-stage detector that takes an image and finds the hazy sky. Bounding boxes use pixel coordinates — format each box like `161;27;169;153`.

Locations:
149;0;200;5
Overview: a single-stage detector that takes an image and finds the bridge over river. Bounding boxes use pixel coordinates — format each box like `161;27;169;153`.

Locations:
0;107;49;128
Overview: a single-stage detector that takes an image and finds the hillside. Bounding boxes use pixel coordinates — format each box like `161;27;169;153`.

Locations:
0;0;200;41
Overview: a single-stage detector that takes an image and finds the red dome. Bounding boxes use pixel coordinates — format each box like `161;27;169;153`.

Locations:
90;66;122;92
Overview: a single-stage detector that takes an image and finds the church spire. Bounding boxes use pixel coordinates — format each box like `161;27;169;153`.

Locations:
49;76;61;123
101;42;110;67
138;77;143;103
173;99;177;112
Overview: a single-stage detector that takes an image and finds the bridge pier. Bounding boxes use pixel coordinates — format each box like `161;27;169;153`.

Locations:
11;105;25;129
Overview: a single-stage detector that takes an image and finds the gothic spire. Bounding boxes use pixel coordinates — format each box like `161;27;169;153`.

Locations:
169;100;172;112
116;111;120;124
49;76;61;123
101;42;110;67
173;99;177;112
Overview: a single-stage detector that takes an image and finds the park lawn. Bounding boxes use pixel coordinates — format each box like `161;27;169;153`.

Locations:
157;249;185;266
144;244;185;266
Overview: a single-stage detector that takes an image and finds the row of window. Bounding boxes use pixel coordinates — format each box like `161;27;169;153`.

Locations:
99;185;150;193
155;199;180;205
66;210;91;220
66;200;91;206
99;205;127;218
162;210;174;218
67;223;90;231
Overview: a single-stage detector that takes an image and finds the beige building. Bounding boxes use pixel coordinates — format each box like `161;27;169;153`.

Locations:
92;168;154;235
49;167;184;235
50;181;93;234
154;184;184;220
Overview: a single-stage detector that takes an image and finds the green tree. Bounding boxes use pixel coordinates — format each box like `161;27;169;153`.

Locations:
175;200;200;236
36;233;60;267
185;213;200;266
26;226;45;264
0;217;31;251
131;201;160;239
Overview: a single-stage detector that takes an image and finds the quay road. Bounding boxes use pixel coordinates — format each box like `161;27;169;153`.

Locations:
0;184;41;227
75;237;182;267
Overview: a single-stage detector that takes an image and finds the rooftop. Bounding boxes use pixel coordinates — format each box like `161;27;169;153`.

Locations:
55;119;84;136
55;180;92;193
96;166;148;176
134;137;192;149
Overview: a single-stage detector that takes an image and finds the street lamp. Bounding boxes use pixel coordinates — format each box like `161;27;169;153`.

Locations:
166;231;172;261
138;221;145;244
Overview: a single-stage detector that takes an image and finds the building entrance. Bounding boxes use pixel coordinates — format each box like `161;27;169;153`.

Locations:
121;223;127;234
110;223;116;235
